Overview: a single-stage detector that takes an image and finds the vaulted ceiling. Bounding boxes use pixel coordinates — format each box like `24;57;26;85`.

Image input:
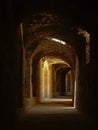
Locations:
22;12;78;69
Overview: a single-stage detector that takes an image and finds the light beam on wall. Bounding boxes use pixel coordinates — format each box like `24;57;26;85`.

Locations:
47;37;66;45
44;60;48;69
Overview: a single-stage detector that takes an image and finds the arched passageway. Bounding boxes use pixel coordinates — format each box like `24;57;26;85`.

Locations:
16;12;80;110
1;1;98;130
31;51;78;108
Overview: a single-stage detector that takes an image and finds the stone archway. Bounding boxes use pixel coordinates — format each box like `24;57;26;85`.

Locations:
28;37;79;107
17;12;82;110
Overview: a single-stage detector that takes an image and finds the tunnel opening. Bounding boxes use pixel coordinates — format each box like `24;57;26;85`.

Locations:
38;57;73;104
16;12;84;112
29;38;79;109
1;1;98;130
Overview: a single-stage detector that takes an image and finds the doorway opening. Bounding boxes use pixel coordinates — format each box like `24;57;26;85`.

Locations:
31;43;79;108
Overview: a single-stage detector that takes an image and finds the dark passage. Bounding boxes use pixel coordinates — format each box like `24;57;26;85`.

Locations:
1;0;98;130
15;105;97;130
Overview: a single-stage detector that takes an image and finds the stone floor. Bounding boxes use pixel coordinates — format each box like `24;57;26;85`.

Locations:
15;104;98;130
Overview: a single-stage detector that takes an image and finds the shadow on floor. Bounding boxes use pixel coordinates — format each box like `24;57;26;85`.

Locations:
15;104;98;130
